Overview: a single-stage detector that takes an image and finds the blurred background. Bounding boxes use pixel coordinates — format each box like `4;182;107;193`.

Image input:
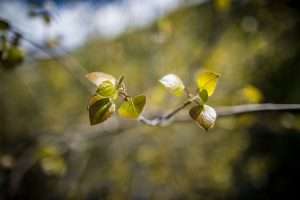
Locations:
1;0;300;199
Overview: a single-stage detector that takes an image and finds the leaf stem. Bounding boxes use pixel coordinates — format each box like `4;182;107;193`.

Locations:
116;75;125;89
139;96;198;126
118;91;130;101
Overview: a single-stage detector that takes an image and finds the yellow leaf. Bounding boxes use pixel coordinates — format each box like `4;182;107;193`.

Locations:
196;71;220;96
118;95;146;119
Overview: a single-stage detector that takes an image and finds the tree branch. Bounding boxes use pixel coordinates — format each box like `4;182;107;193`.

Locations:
8;26;94;93
139;100;193;126
216;103;300;116
139;103;300;126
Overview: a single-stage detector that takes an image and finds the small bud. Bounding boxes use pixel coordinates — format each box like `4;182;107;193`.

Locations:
189;104;217;130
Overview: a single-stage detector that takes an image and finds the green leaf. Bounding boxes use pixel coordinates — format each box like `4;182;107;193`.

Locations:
199;89;208;103
1;46;25;69
118;95;146;119
88;94;102;108
0;19;10;31
189;104;217;131
86;72;116;87
6;47;24;63
96;80;118;99
196;71;220;96
159;74;185;96
89;97;115;125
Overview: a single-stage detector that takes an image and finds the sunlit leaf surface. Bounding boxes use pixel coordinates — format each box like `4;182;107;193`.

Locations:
159;74;185;96
189;104;217;130
196;71;220;97
89;97;115;125
118;95;146;119
86;72;116;87
96;80;118;99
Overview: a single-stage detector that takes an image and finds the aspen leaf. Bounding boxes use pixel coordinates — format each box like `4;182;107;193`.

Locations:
88;95;102;108
118;95;146;119
189;105;203;121
86;72;116;87
196;71;220;96
89;97;115;125
96;80;118;99
189;104;217;131
159;74;185;96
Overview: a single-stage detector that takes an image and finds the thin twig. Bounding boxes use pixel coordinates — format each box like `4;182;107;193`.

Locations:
139;98;194;126
164;100;193;120
139;103;300;126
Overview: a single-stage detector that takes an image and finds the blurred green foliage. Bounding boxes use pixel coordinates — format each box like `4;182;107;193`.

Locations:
1;1;300;199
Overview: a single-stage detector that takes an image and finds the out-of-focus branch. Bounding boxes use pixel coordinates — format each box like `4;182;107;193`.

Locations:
8;25;94;93
139;103;300;126
215;103;300;116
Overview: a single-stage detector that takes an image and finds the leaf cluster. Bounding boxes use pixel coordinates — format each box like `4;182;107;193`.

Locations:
0;19;25;70
86;71;220;130
159;71;220;130
86;72;146;125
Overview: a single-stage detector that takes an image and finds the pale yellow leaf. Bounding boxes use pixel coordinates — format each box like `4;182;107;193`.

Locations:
159;74;185;96
86;72;116;87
